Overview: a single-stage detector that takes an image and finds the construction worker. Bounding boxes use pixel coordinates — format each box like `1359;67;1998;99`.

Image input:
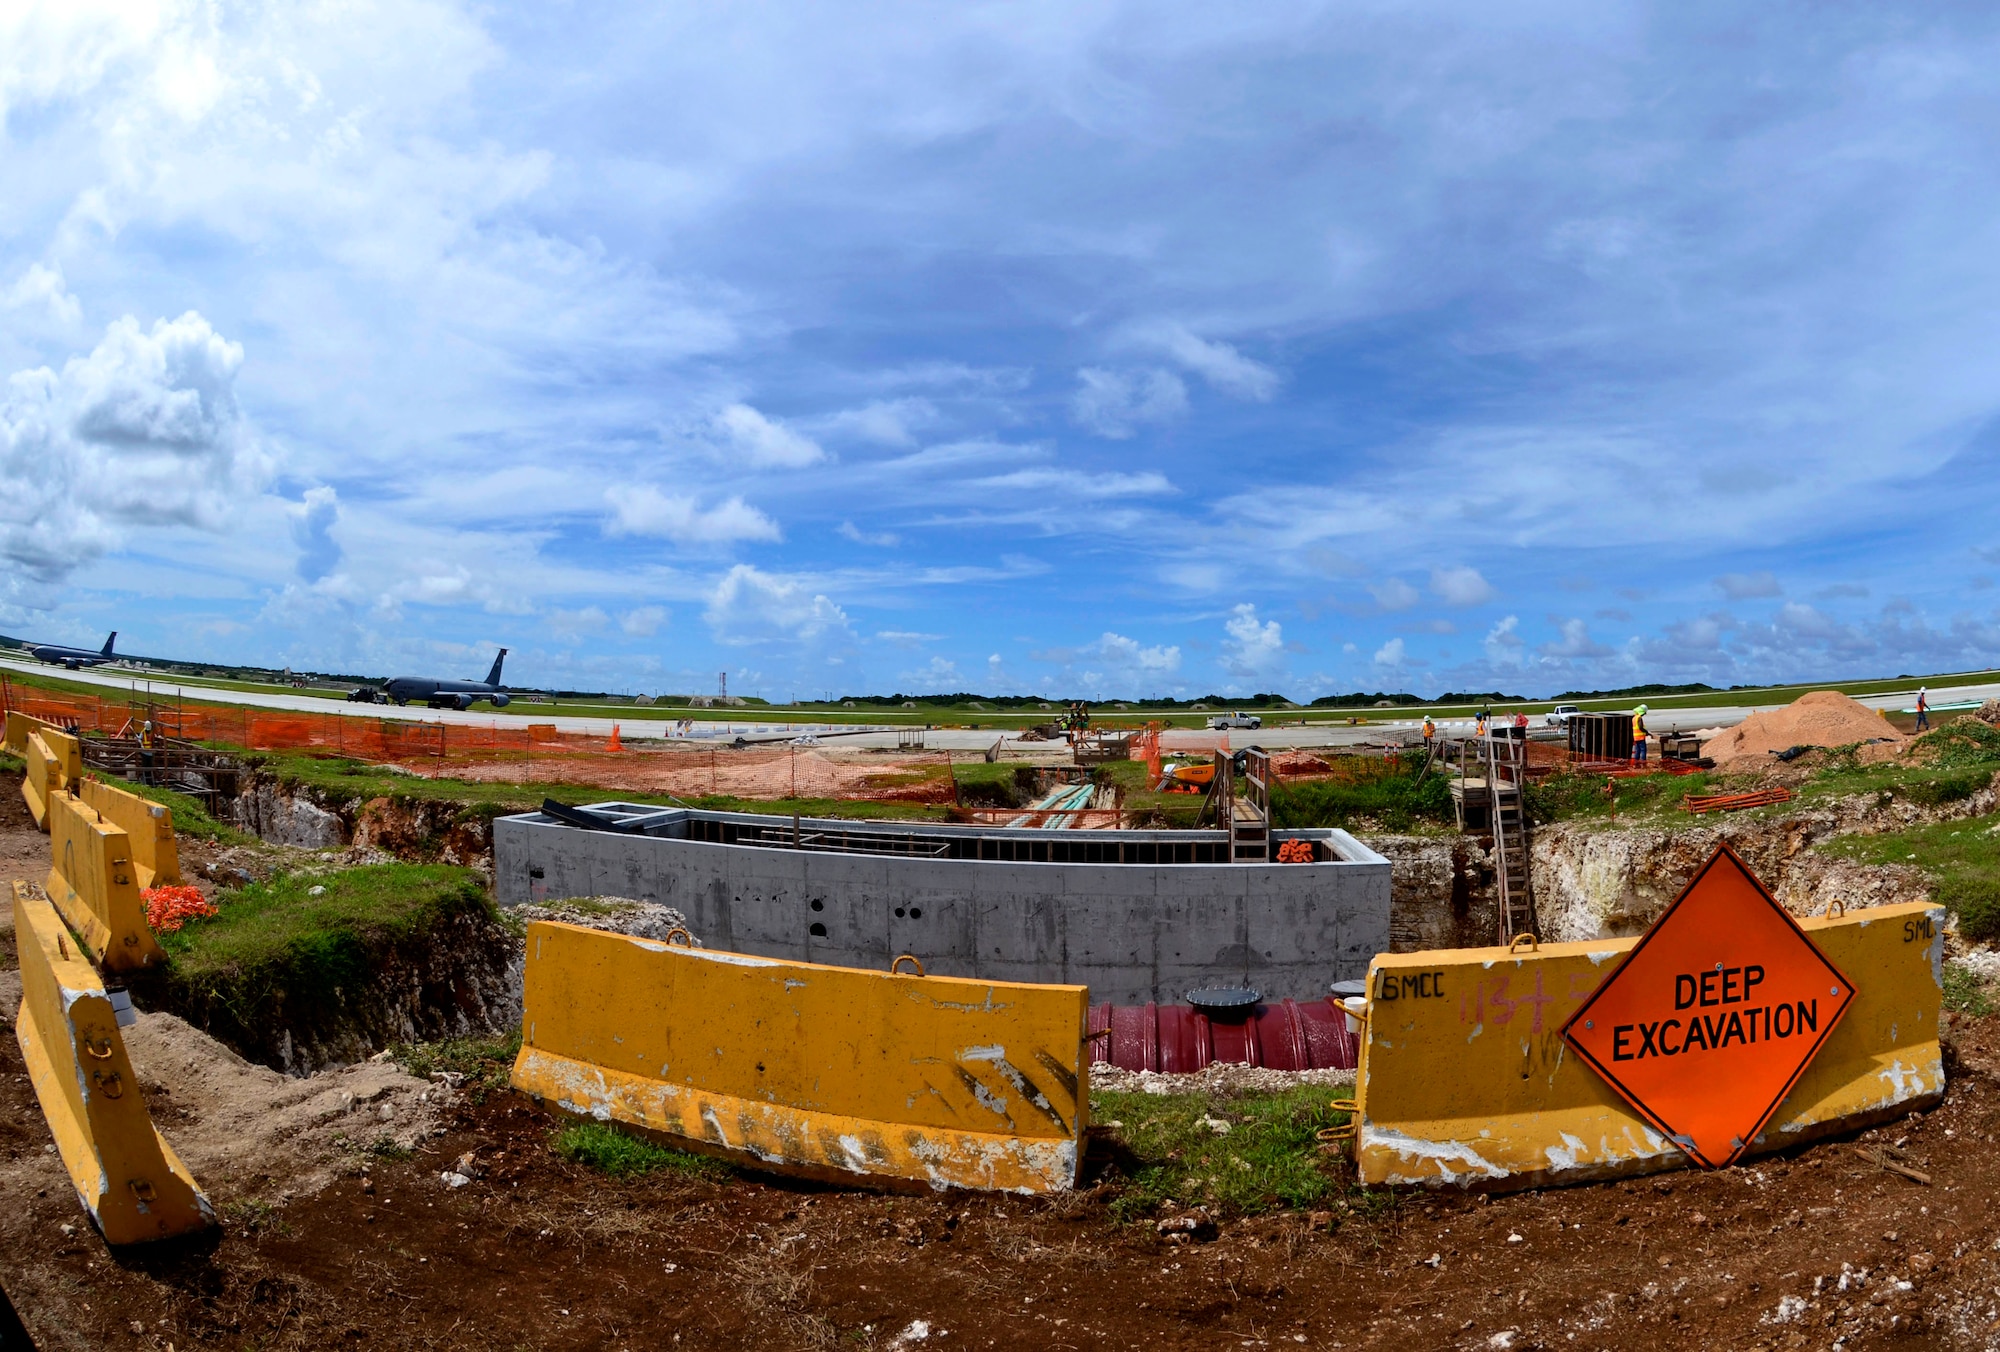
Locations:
1422;715;1436;751
1916;686;1930;732
1475;709;1489;738
1631;704;1649;762
1514;711;1529;732
138;718;158;784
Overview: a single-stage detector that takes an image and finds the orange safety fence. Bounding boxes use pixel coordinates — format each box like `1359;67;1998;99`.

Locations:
0;680;967;802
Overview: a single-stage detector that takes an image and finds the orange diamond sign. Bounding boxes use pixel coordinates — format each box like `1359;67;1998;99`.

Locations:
1561;843;1855;1168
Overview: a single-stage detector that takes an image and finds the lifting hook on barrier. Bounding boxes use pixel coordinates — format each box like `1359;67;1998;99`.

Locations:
663;926;694;948
890;953;926;977
1824;899;1846;918
1508;932;1539;954
1316;1098;1359;1145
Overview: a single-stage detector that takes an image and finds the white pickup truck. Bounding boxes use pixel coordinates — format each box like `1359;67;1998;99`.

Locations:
1207;711;1263;730
1544;704;1580;727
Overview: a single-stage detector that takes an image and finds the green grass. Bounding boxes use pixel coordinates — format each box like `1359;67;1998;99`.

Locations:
1943;963;1996;1017
1819;814;2000;940
1092;1085;1359;1221
152;863;494;1035
1270;763;1454;832
391;1029;522;1101
550;1121;730;1180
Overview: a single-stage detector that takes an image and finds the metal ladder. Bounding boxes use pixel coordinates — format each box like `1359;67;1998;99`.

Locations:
1483;734;1535;942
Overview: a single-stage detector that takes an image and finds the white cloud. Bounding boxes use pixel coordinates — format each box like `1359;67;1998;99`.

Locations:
290;486;340;582
1222;603;1284;677
1541;618;1612;658
974;467;1175;499
1135;323;1279;401
1093;631;1181;674
4;262;81;326
1373;637;1406;666
838;520;900;547
903;655;961;687
548;605;608;639
706;564;853;646
1070;367;1187;438
0;311;267;583
1484;614;1524;665
1370;577;1421;611
1715;571;1783;600
1431;566;1497;607
622;605;667;636
823;398;935;447
875;629;941;647
606;487;781;545
715;403;825;467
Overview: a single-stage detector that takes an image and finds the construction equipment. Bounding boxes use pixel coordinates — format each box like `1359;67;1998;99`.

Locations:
12;883;213;1244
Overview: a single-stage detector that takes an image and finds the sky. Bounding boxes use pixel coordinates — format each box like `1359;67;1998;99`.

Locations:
6;2;2000;701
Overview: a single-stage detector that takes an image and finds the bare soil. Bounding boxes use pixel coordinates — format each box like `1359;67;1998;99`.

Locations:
1705;692;1907;771
8;784;2000;1350
392;746;963;803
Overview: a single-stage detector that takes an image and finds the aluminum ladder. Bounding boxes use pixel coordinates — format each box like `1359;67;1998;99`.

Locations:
1483;733;1535;942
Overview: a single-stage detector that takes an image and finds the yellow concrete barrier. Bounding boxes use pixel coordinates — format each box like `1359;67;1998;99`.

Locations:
47;791;166;973
511;923;1090;1192
19;724;82;830
4;709;59;754
11;883;213;1244
1353;900;1943;1189
79;778;180;890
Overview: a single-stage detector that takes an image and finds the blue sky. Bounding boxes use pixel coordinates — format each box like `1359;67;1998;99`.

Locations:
6;2;2000;700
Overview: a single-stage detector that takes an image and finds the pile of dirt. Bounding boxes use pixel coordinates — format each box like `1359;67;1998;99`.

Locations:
1701;690;1903;770
122;1011;448;1198
1271;752;1334;776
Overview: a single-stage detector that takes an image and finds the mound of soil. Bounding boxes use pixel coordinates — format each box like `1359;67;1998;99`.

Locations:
1702;690;1903;770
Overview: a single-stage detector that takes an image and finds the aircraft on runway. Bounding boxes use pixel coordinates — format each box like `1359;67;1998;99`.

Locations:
353;649;512;709
27;632;117;670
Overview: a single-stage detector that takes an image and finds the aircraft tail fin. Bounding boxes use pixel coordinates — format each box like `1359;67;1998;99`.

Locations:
484;648;508;687
101;632;116;657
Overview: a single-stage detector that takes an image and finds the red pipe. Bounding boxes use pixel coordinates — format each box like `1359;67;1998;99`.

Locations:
1087;998;1358;1074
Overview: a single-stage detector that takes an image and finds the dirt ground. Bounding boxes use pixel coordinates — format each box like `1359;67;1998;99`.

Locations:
389;745;965;802
9;788;2000;1349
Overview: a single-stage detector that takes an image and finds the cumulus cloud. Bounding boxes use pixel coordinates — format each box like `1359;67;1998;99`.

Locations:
1485;614;1524;665
715;403;825;467
1370;577;1420;611
1715;571;1783;600
621;605;667;636
903;654;961;687
1222;603;1284;676
823;398;934;447
1373;637;1406;666
290;486;341;582
1093;631;1182;675
1431;566;1497;607
706;564;853;646
1070;368;1187;438
1541;618;1612;658
1135;323;1279;401
0;312;267;582
606;487;781;545
4;262;81;326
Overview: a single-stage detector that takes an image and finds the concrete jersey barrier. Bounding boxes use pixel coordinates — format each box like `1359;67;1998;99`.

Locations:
512;921;1090;1192
79;778;181;890
21;726;82;831
1353;899;1944;1190
47;791;167;973
11;883;213;1244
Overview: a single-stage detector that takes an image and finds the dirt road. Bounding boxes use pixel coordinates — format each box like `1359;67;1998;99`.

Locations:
5;785;2000;1349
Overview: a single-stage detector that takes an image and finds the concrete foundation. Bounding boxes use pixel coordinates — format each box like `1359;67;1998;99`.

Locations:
493;804;1392;1004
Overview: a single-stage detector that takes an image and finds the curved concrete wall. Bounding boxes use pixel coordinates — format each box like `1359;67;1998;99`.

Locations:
493;805;1391;1004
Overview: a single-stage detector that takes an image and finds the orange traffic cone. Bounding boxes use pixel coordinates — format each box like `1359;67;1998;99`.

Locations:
607;723;624;752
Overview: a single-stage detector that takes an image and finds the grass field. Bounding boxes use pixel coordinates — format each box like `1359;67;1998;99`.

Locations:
9;654;2000;731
